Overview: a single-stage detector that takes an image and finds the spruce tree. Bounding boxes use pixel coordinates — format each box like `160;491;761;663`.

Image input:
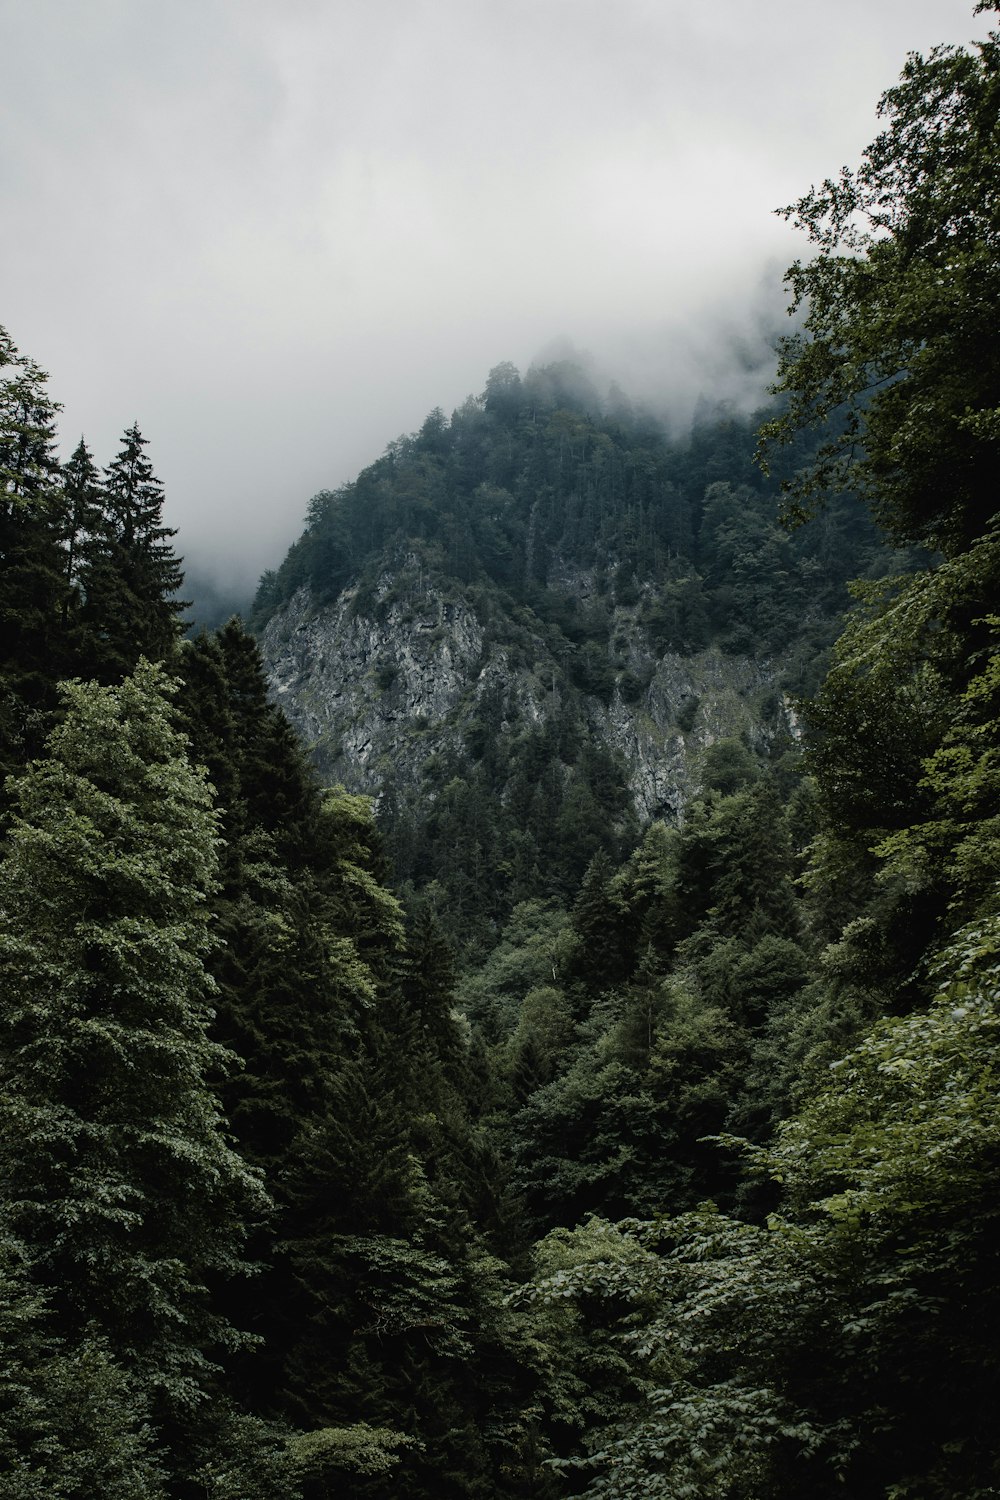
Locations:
0;661;268;1486
0;1230;166;1499
211;618;327;869
59;437;105;633
568;850;629;993
0;326;70;781
80;423;185;680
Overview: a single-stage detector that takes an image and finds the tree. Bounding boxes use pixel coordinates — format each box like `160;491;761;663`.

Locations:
758;10;1000;555
0;661;268;1486
0;1230;166;1500
0;326;70;779
80;423;185;679
60;437;104;619
569;850;629;992
483;361;523;423
755;9;1000;1016
210;617;329;870
514;920;1000;1498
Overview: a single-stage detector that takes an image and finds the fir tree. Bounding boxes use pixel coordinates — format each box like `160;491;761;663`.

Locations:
0;326;69;781
80;423;185;680
0;661;268;1486
59;437;104;631
0;1229;166;1499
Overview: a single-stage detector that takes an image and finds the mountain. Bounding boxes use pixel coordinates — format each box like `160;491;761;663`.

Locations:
251;359;894;956
6;17;1000;1492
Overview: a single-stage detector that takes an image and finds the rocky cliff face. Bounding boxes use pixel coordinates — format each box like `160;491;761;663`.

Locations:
259;558;797;826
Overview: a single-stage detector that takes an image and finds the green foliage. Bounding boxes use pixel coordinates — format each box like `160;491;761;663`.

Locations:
78;422;186;681
759;23;1000;554
4;17;999;1486
801;527;1000;1008
188;1409;303;1500
456;900;576;1042
504;20;1000;1498
60;437;104;625
286;1421;415;1483
252;361;882;672
0;1231;165;1499
1;328;191;798
249;350;890;965
512;1217;675;1444
477;765;816;1240
175;616;541;1497
0;326;71;781
0;661;268;1484
513;920;1000;1495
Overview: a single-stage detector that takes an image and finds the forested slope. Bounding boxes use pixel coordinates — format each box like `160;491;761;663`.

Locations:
1;7;999;1498
252;364;904;962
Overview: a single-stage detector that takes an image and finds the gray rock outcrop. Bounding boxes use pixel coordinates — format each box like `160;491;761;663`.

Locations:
259;564;797;823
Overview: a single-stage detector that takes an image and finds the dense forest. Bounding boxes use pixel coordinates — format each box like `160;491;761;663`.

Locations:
1;12;999;1499
248;356;914;967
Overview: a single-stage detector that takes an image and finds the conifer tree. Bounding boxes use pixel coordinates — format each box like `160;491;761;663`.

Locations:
568;850;629;992
399;905;467;1088
0;1230;166;1499
59;437;104;630
0;661;268;1486
176;624;360;1184
175;629;245;852
80;423;185;680
211;618;328;868
0;326;70;779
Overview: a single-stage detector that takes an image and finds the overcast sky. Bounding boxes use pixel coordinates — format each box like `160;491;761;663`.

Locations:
1;0;991;593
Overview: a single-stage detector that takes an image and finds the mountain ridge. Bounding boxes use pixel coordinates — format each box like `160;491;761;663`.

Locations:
250;360;893;954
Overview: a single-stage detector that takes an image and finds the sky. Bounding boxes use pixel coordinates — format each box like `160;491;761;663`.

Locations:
1;0;992;596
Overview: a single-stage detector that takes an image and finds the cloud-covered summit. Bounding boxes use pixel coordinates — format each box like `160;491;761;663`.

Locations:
1;0;989;589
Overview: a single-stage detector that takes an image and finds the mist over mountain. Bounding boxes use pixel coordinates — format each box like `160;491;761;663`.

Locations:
246;354;908;963
4;0;990;596
3;4;1000;1495
178;296;791;610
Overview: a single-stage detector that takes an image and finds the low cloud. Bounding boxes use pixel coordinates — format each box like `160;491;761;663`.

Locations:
1;0;990;593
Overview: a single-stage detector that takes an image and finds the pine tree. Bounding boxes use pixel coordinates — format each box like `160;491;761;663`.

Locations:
0;660;268;1484
0;1229;166;1499
569;849;629;991
399;904;467;1088
59;437;105;631
211;618;328;869
0;326;70;781
177;636;524;1493
79;423;185;680
175;629;245;854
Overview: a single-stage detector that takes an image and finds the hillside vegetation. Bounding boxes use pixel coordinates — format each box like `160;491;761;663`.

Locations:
252;369;908;961
1;9;999;1497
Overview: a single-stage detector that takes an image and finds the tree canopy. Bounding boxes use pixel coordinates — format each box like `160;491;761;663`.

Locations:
759;12;1000;554
1;8;999;1493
